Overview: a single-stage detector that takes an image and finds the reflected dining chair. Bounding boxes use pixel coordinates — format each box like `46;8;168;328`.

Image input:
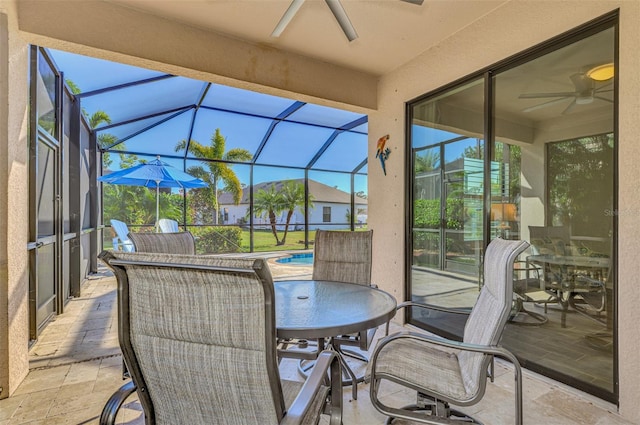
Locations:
98;251;343;425
369;238;529;424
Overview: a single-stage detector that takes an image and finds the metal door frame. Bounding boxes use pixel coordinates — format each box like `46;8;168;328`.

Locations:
28;46;63;342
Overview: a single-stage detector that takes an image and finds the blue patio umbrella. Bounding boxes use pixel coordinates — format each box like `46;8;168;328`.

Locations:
98;156;207;230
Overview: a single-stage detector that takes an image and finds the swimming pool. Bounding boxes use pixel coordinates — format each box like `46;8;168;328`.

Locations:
276;253;314;265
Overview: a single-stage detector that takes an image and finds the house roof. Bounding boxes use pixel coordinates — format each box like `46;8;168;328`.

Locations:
218;178;367;206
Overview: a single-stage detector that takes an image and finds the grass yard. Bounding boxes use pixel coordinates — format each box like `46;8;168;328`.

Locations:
242;229;317;252
241;227;368;252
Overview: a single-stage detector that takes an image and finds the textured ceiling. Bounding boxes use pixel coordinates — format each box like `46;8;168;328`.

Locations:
107;0;507;76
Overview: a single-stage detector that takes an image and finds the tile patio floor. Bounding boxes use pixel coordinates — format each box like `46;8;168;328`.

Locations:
0;255;633;424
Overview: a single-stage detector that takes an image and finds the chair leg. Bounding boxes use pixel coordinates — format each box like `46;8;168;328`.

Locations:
297;341;366;400
489;355;494;383
99;380;137;425
336;346;368;362
299;351;361;400
384;394;483;424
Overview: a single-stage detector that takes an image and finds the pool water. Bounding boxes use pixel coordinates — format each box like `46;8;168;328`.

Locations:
276;253;314;265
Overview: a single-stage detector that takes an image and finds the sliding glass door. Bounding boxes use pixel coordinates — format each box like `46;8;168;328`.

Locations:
409;79;485;338
407;16;617;401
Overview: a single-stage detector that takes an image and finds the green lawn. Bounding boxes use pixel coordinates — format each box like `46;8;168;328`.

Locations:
242;229;316;252
241;227;369;252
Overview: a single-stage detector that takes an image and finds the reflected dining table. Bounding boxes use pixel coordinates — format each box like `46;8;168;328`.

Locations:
527;254;610;327
275;279;397;400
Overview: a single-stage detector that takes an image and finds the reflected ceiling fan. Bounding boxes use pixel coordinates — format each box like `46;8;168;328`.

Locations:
272;0;424;42
519;69;614;115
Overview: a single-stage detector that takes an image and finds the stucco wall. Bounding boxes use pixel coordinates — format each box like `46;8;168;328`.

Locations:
369;0;640;421
0;0;29;398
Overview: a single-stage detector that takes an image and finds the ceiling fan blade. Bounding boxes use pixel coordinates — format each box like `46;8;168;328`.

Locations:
519;92;577;99
597;81;614;90
271;0;306;38
594;96;614;103
562;98;578;115
522;97;572;113
325;0;358;41
401;0;425;4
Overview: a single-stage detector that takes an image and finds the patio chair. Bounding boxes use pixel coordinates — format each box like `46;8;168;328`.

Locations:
98;251;343;425
314;229;376;353
369;238;529;424
158;218;180;233
288;230;375;387
110;219;134;252
128;231;196;255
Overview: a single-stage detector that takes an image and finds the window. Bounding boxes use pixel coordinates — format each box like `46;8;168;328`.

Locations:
323;207;331;222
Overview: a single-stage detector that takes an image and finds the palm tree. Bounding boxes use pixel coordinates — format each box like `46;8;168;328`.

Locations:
279;181;312;245
415;149;440;173
253;184;286;244
175;128;252;224
66;79;125;167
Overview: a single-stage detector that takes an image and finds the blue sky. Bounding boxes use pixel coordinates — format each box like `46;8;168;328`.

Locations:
50;49;368;193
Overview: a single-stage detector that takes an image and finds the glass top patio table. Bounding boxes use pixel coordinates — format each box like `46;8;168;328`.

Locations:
274;279;397;341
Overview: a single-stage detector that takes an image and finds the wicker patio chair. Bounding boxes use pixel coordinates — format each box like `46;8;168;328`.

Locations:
98;251;343;425
369;238;529;424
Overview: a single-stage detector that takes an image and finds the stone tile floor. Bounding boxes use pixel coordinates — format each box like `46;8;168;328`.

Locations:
0;257;633;424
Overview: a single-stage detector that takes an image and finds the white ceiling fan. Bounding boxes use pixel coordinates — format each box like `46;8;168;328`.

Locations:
272;0;424;42
519;71;613;115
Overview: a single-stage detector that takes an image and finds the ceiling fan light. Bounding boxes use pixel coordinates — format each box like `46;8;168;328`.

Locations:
586;63;615;81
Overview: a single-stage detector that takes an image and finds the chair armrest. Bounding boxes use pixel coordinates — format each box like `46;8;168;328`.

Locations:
370;331;523;425
374;331;519;363
99;380;137;425
282;350;342;425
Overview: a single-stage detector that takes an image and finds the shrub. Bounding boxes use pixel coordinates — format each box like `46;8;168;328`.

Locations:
191;226;243;254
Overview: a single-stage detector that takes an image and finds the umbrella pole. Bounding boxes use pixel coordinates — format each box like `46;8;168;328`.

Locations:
155;183;160;232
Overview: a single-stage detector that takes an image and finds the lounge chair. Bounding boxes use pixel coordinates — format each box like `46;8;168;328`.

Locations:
158;218;180;233
110;219;134;252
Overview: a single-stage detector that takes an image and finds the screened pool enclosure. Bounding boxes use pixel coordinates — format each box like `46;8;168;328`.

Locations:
47;48;369;256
